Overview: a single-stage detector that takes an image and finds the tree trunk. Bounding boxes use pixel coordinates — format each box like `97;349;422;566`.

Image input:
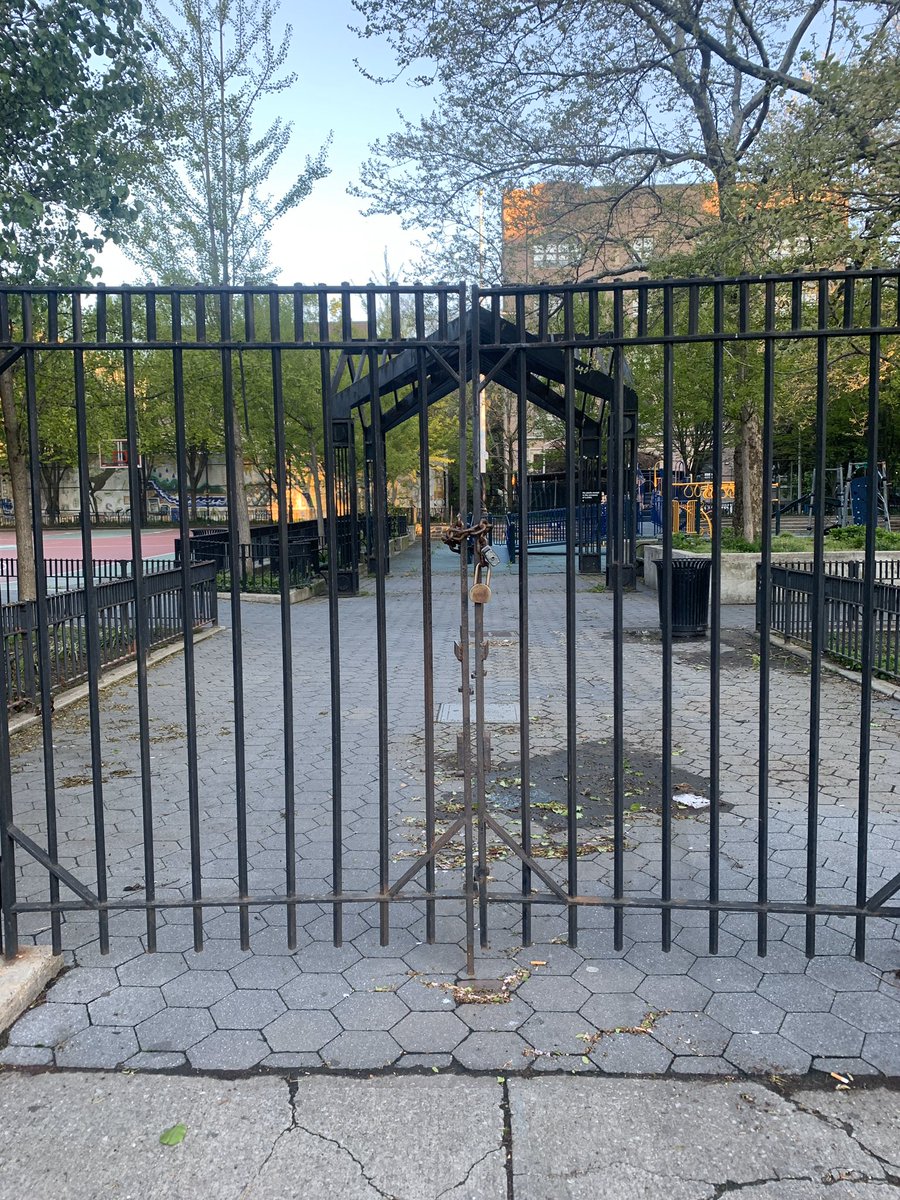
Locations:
230;404;252;544
733;404;764;542
309;438;325;542
0;368;37;602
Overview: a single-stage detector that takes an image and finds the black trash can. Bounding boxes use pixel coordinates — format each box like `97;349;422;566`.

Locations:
656;556;712;639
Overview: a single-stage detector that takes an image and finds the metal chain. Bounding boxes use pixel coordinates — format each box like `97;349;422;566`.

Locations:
441;514;490;559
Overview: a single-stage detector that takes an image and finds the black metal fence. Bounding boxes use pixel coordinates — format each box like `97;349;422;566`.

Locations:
2;560;217;710
0;273;898;968
762;561;900;684
0;556;179;604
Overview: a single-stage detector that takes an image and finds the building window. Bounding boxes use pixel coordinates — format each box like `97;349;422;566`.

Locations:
630;236;655;264
532;238;580;268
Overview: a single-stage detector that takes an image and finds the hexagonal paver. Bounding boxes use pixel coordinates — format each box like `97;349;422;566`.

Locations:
861;1032;900;1074
521;1011;593;1056
757;974;836;1013
182;943;249;972
457;996;532;1033
688;958;764;992
124;1051;187;1071
333;991;408;1031
832;990;900;1033
187;1030;268;1070
724;1033;812;1074
589;1033;673;1074
0;1045;55;1067
805;957;881;991
737;942;810;974
517;976;590;1012
392;1011;467;1053
290;944;361;973
671;1056;736;1075
321;1031;401;1068
7;1003;89;1049
137;1007;215;1052
636;976;712;1013
453;1032;529;1070
341;958;410;992
650;1012;731;1057
278;973;349;1010
161;971;234;1007
572;961;645;993
579;994;657;1032
210;989;287;1030
55;1026;139;1069
229;956;298;990
625;944;696;976
88;986;165;1026
45;968;119;1005
117;954;187;987
780;1012;864;1057
395;978;457;1012
705;992;785;1034
264;1010;341;1053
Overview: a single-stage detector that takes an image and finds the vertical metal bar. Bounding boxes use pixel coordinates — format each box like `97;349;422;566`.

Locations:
563;292;578;945
457;285;476;975
72;293;109;952
171;294;204;951
270;293;297;949
516;299;532;947
122;294;157;950
415;303;437;941
0;512;17;957
22;295;62;954
855;277;880;960
471;285;490;950
757;281;776;957
220;293;250;949
366;287;391;946
660;287;674;951
805;280;830;956
708;284;724;953
367;285;391;940
612;288;627;950
318;289;344;946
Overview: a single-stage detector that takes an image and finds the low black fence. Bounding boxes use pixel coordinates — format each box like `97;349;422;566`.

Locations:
1;560;218;711
0;556;179;604
206;542;322;593
760;562;900;684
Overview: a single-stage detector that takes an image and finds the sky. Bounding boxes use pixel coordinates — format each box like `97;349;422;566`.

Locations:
98;0;434;288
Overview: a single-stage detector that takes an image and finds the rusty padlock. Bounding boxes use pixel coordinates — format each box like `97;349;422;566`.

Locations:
469;560;492;605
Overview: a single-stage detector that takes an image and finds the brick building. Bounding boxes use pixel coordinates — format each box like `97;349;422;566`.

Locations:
501;180;718;284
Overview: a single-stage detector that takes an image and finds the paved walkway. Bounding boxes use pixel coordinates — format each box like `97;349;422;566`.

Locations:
1;1071;898;1198
2;543;899;1075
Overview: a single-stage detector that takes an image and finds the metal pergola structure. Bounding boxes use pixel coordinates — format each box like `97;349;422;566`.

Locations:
329;304;639;592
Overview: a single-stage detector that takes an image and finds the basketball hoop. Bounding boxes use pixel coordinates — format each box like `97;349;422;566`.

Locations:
98;439;140;469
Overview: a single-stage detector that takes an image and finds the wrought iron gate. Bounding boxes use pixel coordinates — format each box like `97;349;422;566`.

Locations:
1;273;898;972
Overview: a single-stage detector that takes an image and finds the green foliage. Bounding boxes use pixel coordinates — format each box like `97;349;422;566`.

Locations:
0;0;158;282
131;0;329;285
672;528;900;553
824;526;900;551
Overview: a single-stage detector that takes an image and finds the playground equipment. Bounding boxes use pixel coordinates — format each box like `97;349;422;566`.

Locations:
803;463;892;531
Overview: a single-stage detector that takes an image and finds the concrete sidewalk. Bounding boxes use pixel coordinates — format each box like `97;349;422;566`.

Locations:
0;1070;897;1198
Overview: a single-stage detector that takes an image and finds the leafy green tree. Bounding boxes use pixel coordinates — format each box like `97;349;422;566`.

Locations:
350;0;898;539
1;0;157;598
129;0;329;543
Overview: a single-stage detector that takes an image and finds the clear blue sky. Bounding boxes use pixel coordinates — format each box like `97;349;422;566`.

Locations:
101;0;434;287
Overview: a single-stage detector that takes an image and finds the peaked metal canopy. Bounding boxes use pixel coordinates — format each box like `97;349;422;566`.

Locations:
332;305;637;436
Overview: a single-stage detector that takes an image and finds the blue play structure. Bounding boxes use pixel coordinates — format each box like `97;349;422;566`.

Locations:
505;505;607;563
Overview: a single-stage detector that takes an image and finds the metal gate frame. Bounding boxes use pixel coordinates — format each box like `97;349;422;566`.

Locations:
1;272;898;972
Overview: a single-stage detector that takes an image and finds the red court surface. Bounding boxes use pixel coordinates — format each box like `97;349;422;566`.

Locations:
0;528;179;561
